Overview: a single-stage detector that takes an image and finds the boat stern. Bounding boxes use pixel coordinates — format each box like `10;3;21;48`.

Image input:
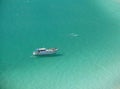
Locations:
33;51;37;56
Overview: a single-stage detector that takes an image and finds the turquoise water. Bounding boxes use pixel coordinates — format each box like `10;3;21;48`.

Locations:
1;0;120;89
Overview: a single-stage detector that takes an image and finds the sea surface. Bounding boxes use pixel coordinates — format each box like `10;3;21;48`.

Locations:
0;0;120;89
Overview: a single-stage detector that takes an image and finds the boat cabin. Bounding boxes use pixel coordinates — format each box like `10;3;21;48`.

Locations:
36;48;46;52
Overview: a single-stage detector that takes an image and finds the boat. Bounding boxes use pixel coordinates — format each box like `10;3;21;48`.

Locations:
33;48;58;56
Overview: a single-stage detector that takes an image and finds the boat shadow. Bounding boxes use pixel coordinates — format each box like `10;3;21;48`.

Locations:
35;54;63;58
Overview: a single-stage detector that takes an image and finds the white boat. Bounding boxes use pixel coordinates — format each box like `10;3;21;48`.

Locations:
33;48;58;56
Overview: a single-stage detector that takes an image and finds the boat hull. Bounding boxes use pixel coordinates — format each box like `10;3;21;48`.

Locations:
33;48;58;56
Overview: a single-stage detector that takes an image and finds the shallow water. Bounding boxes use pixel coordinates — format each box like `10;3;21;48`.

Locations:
0;0;120;89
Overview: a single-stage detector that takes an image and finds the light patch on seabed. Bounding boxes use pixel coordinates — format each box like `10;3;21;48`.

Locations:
97;0;120;20
96;61;120;89
115;0;120;3
1;54;120;89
